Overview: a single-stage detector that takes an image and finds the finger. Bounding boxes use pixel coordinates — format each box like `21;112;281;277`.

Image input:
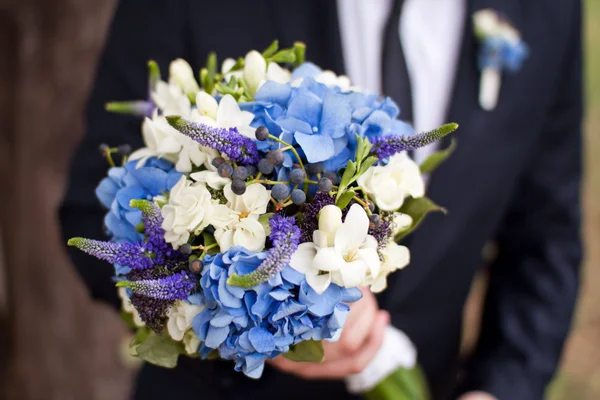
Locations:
292;310;390;379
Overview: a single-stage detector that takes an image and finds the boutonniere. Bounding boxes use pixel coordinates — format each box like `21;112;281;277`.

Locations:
473;9;529;111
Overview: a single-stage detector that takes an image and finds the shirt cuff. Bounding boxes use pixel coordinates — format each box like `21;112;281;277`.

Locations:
345;325;417;394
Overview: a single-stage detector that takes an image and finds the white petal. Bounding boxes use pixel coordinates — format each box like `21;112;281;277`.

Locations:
318;205;343;234
233;218;266;252
359;247;381;278
244;50;267;93
313;247;346;272
266;62;291;83
289;243;317;274
216;95;242;128
215;228;234;252
306;273;332;295
243;184;270;215
334;204;369;251
339;260;368;288
195;91;218;119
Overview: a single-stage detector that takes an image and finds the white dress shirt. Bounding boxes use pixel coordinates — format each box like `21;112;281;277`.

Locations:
336;0;467;392
337;0;465;164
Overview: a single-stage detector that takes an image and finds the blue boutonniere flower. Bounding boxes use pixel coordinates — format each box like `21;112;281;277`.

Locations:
473;9;529;110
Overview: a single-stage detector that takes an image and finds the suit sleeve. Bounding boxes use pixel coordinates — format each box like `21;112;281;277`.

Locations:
59;0;190;309
459;3;583;399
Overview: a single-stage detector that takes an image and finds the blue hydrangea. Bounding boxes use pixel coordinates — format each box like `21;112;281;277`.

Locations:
95;157;181;242
244;73;414;172
478;36;529;72
192;246;362;379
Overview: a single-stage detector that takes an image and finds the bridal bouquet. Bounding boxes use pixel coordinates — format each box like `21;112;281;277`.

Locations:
68;41;456;399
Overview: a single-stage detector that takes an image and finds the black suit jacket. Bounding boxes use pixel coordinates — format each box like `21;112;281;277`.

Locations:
60;1;583;399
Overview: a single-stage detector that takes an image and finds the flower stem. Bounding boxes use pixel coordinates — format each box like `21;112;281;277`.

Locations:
104;149;116;167
268;134;305;170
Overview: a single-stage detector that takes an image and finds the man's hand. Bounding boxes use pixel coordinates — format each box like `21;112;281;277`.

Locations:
458;392;498;400
270;287;389;379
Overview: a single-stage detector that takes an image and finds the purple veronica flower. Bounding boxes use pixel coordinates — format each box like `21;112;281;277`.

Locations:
371;123;458;160
67;238;154;270
227;215;301;287
166;116;260;164
118;270;196;301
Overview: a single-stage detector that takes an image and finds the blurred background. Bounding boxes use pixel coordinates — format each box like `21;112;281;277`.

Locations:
0;1;597;399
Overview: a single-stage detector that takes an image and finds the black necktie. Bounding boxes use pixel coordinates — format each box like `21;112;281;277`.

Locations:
382;0;413;126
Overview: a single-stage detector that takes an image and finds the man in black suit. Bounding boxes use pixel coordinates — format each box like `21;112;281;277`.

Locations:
60;1;582;399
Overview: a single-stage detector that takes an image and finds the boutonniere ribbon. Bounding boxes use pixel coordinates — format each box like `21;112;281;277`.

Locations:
473;9;529;111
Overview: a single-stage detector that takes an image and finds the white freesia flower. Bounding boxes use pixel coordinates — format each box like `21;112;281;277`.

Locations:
290;204;381;294
189;160;231;190
161;176;232;248
151;80;191;117
214;183;270;252
357;152;424;211
129;113;213;173
169;58;200;96
192;93;256;138
314;70;358;92
166;300;204;341
367;242;410;293
242;50;291;95
118;287;145;327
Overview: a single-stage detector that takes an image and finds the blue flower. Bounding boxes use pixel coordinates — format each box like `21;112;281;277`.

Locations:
192;246;361;379
479;36;528;72
95;157;181;242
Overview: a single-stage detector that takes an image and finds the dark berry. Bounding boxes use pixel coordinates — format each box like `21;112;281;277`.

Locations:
245;165;257;176
212;157;226;168
271;184;290;200
267;150;284;167
117;144;132;155
317;177;333;192
180;243;192;255
218;162;233;177
289;168;306;185
189;259;203;274
255;126;270;141
369;214;381;225
307;162;324;175
99;143;110;153
231;179;247;195
290;189;306;205
368;201;375;213
232;166;248;181
324;170;339;185
258;158;274;175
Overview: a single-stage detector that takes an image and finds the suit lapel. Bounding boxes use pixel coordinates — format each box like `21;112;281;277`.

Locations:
268;0;345;74
383;0;524;307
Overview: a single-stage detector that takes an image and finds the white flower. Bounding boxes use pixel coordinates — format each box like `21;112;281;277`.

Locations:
192;93;256;138
183;330;201;355
242;50;291;95
357;152;424;211
151;80;191;117
169;58;200;96
129;113;213;173
118;287;145;327
166;300;204;341
314;70;358;92
189;160;231;190
367;242;410;293
290;204;381;294
161;176;232;248
473;9;502;38
214;183;270;252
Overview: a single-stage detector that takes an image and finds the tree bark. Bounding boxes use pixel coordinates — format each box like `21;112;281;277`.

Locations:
0;1;135;399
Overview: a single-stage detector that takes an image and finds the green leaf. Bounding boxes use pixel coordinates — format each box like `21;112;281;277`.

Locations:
258;213;274;236
202;231;216;247
395;197;446;241
206;52;217;79
292;42;306;67
262;40;279;58
419;138;456;174
134;332;185;368
336;189;355;209
200;68;212;93
130;327;151;350
283;340;324;362
357;156;378;177
339;160;357;189
271;49;296;64
120;310;137;329
355;135;367;162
